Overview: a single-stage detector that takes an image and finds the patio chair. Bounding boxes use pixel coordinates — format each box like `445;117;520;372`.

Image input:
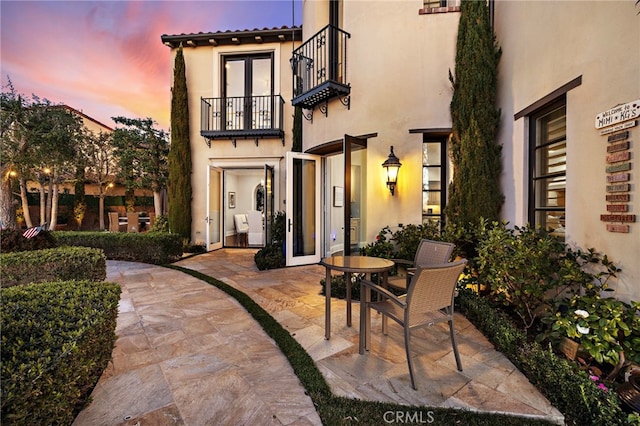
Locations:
387;239;455;291
360;259;467;390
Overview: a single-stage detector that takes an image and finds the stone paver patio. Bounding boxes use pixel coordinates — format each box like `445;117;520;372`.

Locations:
73;249;563;425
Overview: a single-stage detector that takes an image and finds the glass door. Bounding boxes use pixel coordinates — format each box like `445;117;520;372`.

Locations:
223;54;272;131
206;166;222;251
286;152;321;266
264;165;274;244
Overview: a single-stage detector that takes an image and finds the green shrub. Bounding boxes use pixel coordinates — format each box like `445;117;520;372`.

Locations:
477;222;575;330
1;280;121;425
254;212;286;270
149;214;169;233
360;226;395;259
519;343;627;426
0;246;106;288
391;222;443;260
360;222;443;261
0;229;57;253
254;243;285;270
457;288;628;426
542;293;640;368
53;231;183;264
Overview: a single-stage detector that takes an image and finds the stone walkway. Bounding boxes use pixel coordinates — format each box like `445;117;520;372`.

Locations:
74;249;563;425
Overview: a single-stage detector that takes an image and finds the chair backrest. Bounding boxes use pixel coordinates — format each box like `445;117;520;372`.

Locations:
247;210;262;232
108;212;120;232
406;259;467;327
413;239;455;267
234;214;249;233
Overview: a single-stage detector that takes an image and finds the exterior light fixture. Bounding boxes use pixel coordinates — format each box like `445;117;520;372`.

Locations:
382;146;402;196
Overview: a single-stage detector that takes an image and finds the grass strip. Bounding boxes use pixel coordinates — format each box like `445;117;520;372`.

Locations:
166;264;554;426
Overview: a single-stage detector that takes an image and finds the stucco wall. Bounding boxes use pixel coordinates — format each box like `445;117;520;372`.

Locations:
494;0;640;303
169;38;297;244
302;0;460;243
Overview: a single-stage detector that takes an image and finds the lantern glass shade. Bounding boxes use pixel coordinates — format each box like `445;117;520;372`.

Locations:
382;146;401;195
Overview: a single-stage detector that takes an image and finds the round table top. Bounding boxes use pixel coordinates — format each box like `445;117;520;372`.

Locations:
320;255;394;273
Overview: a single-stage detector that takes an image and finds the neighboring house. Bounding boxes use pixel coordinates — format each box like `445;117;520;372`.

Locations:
161;0;639;303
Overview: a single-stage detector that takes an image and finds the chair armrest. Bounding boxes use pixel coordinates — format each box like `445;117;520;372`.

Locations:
360;279;406;308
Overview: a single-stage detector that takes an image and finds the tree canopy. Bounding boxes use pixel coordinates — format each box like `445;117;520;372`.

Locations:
112;116;169;215
1;83;83;229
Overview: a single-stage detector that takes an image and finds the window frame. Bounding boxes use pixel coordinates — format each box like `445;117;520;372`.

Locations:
221;53;274;131
422;135;449;226
528;98;567;233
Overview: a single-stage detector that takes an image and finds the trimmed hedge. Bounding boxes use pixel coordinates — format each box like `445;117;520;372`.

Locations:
0;246;106;288
1;280;121;425
54;231;183;264
0;229;57;253
457;288;628;425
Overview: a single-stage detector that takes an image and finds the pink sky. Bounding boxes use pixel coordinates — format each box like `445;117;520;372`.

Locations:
1;0;301;131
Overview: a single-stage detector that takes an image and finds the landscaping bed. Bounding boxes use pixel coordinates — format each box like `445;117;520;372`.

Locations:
352;221;640;425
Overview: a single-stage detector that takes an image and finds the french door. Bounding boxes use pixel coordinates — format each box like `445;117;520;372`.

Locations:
206;166;223;251
285;152;321;266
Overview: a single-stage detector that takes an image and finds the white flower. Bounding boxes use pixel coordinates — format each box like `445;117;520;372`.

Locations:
577;325;590;335
574;309;589;319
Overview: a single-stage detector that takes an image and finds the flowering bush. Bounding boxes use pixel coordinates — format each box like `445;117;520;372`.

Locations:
543;295;640;368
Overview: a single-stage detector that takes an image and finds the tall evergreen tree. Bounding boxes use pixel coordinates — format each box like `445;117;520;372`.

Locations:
167;45;192;240
446;0;503;228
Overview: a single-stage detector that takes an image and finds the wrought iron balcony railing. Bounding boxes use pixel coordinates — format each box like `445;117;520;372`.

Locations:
291;25;350;110
201;95;285;142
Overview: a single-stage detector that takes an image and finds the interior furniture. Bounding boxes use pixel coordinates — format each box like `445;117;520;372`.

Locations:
360;259;468;390
387;239;455;291
319;255;394;340
247;210;263;246
108;212;120;232
234;214;249;246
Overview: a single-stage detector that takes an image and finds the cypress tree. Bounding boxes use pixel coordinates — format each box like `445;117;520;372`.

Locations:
446;0;503;228
168;45;192;240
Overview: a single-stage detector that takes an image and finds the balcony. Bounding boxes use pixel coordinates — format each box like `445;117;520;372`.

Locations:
200;95;285;144
291;25;351;110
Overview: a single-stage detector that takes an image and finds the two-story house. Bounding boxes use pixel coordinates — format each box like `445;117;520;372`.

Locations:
161;26;301;249
162;0;639;303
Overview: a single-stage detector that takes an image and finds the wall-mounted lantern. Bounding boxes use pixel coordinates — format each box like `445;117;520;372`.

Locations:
382;146;402;196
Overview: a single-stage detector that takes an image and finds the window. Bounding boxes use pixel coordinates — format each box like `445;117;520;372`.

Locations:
423;0;461;9
422;137;448;226
222;54;273;131
529;100;566;234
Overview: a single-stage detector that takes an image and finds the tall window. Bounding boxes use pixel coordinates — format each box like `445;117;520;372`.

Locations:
223;54;273;130
530;100;566;234
422;137;448;225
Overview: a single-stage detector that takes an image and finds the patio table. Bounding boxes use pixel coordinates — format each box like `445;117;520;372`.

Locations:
320;255;394;340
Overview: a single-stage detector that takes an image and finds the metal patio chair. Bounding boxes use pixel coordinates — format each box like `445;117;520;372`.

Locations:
360;259;467;390
387;239;455;291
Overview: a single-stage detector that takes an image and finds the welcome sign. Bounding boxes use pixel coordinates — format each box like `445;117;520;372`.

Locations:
595;99;640;129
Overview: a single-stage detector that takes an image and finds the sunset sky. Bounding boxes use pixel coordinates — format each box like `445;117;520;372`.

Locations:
0;0;301;131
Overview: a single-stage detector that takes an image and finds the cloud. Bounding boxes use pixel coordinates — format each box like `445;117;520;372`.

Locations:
1;0;300;131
